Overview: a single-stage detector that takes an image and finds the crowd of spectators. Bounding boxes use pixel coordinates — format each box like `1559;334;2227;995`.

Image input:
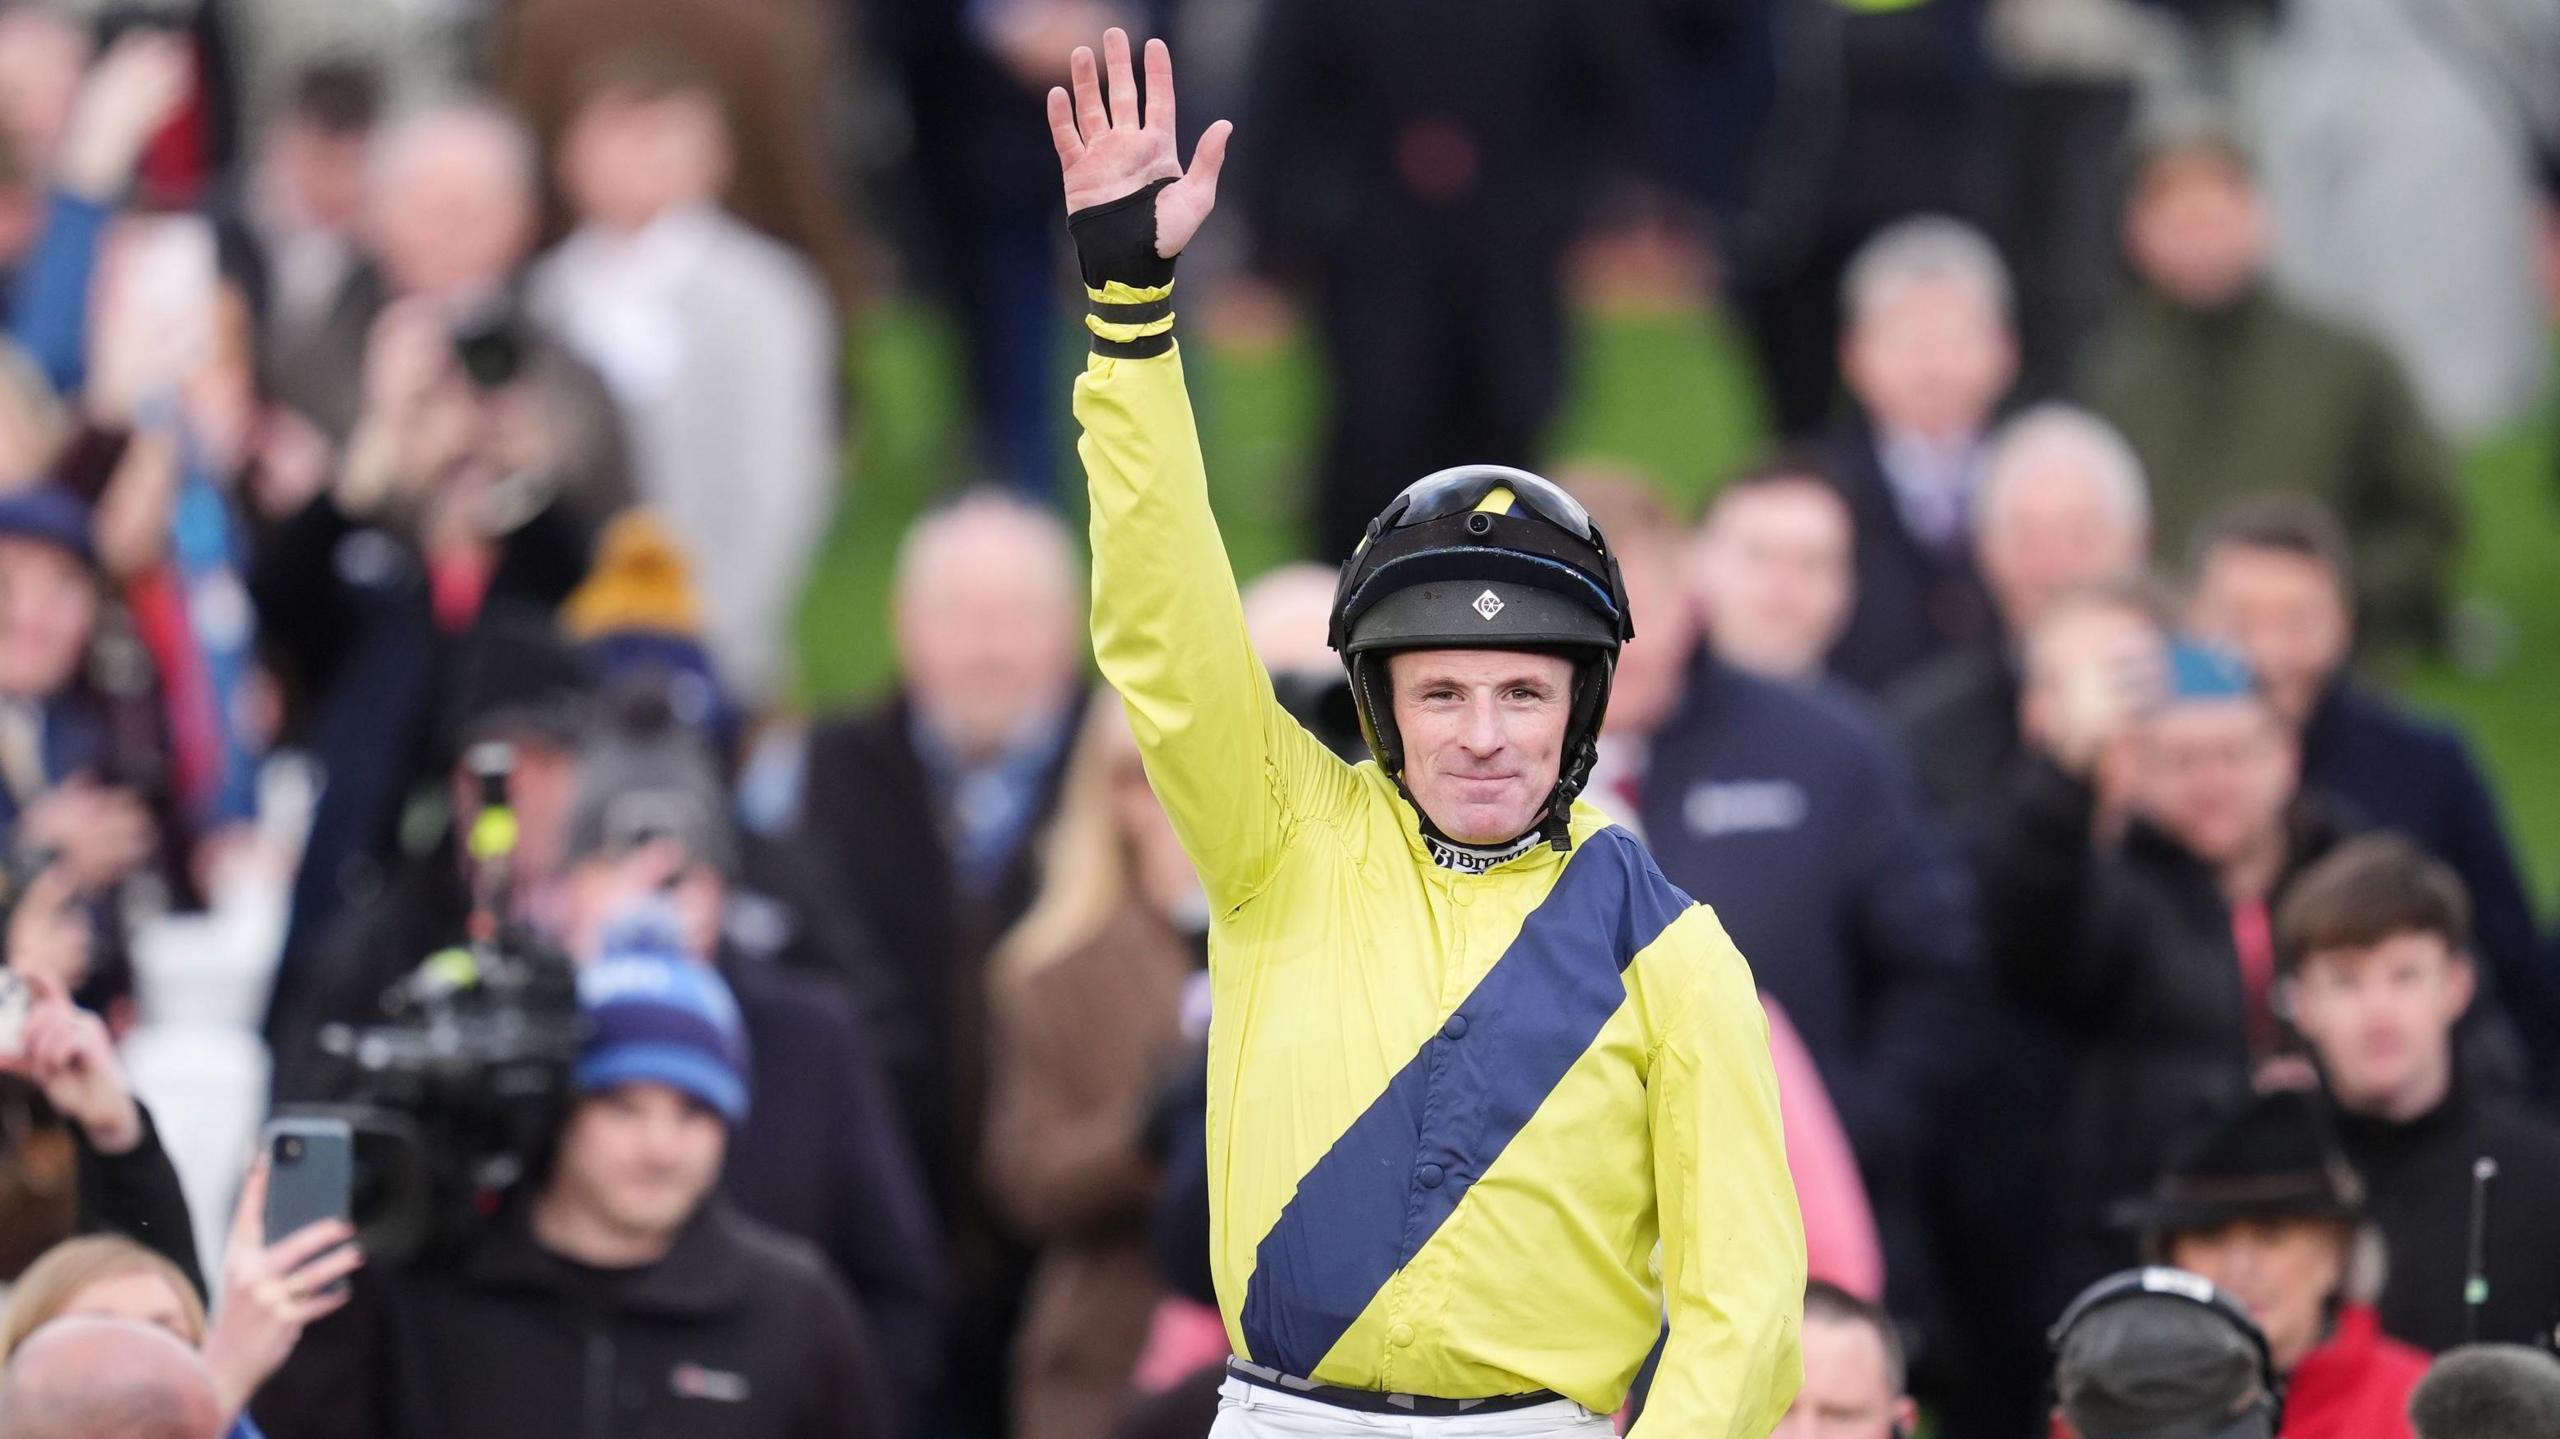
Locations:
0;2;2549;1439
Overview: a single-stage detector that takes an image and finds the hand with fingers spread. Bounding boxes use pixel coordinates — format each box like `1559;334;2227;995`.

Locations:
0;970;140;1152
1046;29;1230;260
203;1155;363;1422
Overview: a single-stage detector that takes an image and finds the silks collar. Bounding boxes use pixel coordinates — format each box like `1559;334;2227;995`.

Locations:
1423;828;1547;875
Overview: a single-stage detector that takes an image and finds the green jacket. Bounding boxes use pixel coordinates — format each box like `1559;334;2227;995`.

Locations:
2083;285;2460;655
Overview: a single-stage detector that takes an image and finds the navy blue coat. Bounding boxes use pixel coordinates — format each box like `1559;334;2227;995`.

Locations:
1636;654;1986;1319
1822;425;1998;696
2300;680;2556;1081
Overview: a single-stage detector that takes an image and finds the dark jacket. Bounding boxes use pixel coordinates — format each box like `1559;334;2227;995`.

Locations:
74;1104;204;1294
2300;681;2556;1078
1637;653;1985;1317
1884;640;2020;838
1977;759;2355;1291
2334;1084;2560;1354
795;690;1086;1235
255;1197;883;1439
1822;425;1997;695
2083;286;2458;656
266;845;946;1431
796;689;1086;1439
723;956;947;1434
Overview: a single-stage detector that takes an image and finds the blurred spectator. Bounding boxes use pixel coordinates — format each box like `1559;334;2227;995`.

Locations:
276;672;947;1431
1888;404;2149;831
6;29;196;396
1882;406;2151;1434
1824;217;2012;694
212;61;379;388
2;1161;363;1437
0;1314;225;1439
261;606;594;1075
1238;562;1363;762
0;485;167;1008
268;97;631;518
1770;1281;1916;1439
2279;837;2560;1354
1713;0;2005;437
2252;0;2560;441
795;488;1089;1439
258;933;888;1439
79;213;270;851
2081;122;2457;659
1980;601;2362;1289
1591;476;1979;1337
2408;1345;2560;1439
498;0;864;306
2121;1090;2430;1438
1684;461;1854;686
1235;0;1654;555
532;50;839;705
2188;496;2556;1082
2048;1268;2278;1439
0;969;194;1281
980;702;1200;1439
251;89;643;954
1984;0;2178;401
865;0;1168;493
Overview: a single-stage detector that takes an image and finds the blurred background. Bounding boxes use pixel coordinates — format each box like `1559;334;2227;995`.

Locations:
0;0;2544;1436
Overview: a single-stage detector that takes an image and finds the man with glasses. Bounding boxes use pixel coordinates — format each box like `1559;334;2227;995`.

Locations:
1045;29;1803;1438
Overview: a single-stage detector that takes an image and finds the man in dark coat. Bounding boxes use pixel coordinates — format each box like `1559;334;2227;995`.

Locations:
274;685;946;1433
1979;597;2355;1300
2279;836;2560;1353
257;944;886;1439
1885;403;2150;840
1821;216;2014;695
1234;0;1658;557
1584;480;1983;1357
2187;495;2555;1088
2081;122;2457;658
793;489;1086;1439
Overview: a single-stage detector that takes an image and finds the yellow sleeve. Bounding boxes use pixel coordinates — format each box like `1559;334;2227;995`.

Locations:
1074;339;1352;912
1633;912;1806;1437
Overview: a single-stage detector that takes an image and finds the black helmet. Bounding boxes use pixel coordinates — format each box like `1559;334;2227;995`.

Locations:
1327;465;1633;852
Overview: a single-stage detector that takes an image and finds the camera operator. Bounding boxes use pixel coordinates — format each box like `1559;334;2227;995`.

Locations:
271;668;944;1432
255;915;888;1439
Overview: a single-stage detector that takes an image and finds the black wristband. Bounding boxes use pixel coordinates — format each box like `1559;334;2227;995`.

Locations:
1067;178;1177;292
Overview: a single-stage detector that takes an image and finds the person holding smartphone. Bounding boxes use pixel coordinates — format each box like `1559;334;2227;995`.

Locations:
255;910;887;1439
0;970;353;1436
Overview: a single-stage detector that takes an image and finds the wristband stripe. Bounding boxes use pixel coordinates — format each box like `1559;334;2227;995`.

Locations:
1093;331;1175;360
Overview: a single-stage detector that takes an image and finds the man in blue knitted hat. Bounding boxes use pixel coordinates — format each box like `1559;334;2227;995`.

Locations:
257;906;892;1439
1975;584;2372;1307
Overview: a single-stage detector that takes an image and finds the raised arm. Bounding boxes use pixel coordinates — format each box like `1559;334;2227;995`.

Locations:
1056;32;1351;911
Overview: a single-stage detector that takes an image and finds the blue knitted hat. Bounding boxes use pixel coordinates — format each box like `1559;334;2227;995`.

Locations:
574;903;751;1124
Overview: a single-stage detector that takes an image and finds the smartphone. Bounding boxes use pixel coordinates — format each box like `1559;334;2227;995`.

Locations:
0;970;29;1060
262;1116;354;1251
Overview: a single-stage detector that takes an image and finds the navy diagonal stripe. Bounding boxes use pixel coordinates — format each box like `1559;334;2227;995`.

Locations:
1238;828;1693;1375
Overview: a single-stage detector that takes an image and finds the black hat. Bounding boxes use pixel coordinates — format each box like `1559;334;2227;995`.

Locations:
1327;465;1633;851
2053;1269;2280;1439
2112;1089;2366;1237
439;605;598;758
